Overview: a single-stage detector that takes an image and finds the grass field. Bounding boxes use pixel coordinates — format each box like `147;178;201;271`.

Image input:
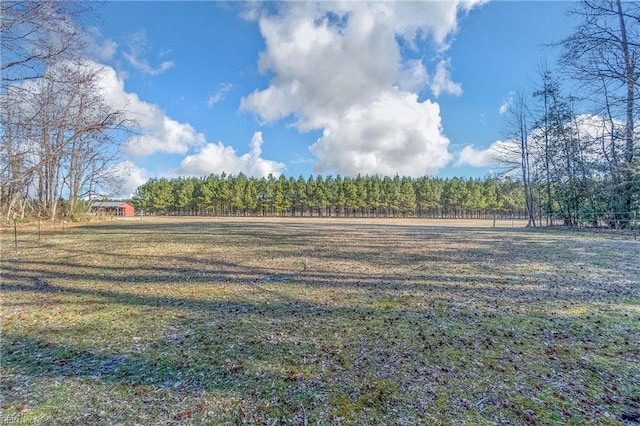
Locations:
1;217;639;425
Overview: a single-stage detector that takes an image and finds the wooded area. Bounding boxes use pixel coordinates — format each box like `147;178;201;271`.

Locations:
131;174;527;219
502;1;639;228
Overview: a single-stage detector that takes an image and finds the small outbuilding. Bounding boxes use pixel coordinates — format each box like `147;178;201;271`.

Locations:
91;201;135;217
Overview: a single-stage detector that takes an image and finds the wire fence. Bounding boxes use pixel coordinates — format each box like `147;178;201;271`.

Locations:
541;211;639;232
1;215;75;253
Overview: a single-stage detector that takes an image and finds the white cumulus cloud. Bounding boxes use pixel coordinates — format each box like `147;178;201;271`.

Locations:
458;142;507;168
241;1;482;176
176;132;285;177
310;91;452;176
93;64;206;157
86;62;282;181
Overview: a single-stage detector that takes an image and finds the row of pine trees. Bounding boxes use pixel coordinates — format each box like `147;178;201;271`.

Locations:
131;174;526;218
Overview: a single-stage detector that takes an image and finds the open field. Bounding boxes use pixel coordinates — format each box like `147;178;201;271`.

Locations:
1;217;639;425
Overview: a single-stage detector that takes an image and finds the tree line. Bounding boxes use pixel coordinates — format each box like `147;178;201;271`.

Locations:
132;174;527;219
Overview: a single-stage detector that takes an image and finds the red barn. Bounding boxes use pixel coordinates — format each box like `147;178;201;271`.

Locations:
91;201;135;217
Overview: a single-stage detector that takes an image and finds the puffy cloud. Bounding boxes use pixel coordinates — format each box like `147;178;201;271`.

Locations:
571;114;625;142
242;1;482;176
243;2;400;129
176;132;285;177
92;64;206;156
123;120;206;157
458;142;507;168
310;91;452;176
89;62;282;179
391;0;484;48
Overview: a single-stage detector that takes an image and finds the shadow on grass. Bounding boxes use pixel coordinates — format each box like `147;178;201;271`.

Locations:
2;238;636;309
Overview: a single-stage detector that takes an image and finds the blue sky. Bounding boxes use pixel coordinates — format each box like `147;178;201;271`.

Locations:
84;1;577;196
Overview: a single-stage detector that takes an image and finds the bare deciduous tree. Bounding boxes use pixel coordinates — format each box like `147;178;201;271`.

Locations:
1;1;131;221
1;1;85;83
30;60;128;219
512;93;536;227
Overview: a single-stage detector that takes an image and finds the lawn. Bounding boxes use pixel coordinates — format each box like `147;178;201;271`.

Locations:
1;217;639;425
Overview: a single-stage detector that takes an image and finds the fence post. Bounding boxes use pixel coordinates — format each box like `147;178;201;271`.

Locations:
13;214;17;251
38;214;41;243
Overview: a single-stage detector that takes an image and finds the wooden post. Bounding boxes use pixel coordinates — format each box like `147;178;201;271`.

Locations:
13;214;18;251
38;215;41;242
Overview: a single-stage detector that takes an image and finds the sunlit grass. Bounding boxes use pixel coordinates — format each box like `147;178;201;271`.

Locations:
1;217;639;425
